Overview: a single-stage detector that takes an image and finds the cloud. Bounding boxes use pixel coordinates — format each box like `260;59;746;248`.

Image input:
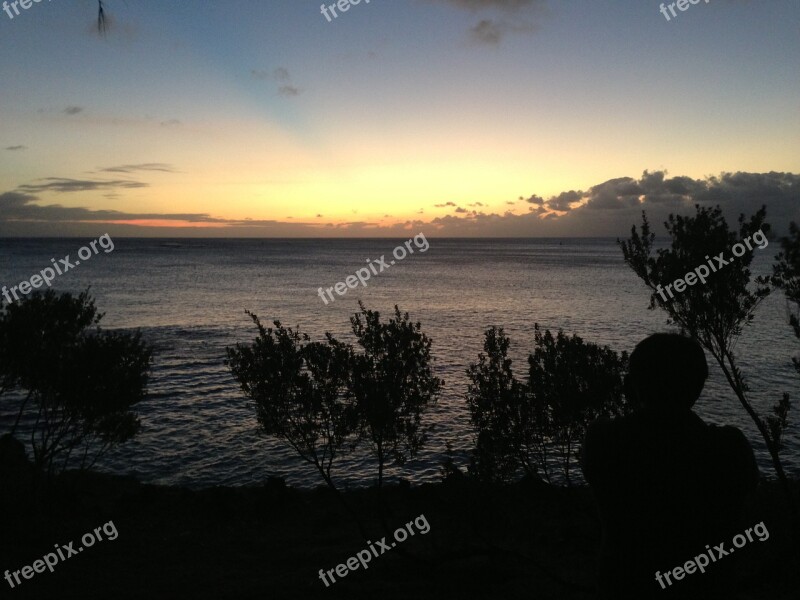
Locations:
395;170;797;237
430;0;547;43
252;67;292;82
471;20;504;44
549;170;800;237
468;202;485;207
5;145;26;151
63;106;84;115
98;163;176;174
0;191;216;223
522;194;544;205
0;191;311;230
273;67;291;82
0;191;37;209
160;119;181;127
693;171;799;213
546;190;583;212
252;67;302;97
278;85;301;97
470;19;536;44
435;201;457;207
2;170;797;238
0;189;386;237
16;178;147;194
582;177;642;210
434;0;544;11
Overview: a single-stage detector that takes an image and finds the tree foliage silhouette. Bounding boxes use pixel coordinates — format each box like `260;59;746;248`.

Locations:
0;291;152;479
773;222;800;375
768;222;800;456
226;313;356;491
227;304;442;493
528;325;629;485
620;205;794;503
349;303;443;489
467;325;628;485
466;327;528;483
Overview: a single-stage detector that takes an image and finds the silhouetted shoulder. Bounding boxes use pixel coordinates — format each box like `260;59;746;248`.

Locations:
705;423;760;493
708;423;752;448
581;416;617;485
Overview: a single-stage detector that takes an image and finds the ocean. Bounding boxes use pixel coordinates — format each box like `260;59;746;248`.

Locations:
0;237;797;488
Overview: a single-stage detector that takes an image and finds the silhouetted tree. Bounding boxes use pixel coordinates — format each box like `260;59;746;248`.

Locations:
0;291;152;478
349;303;443;489
528;325;629;485
226;314;356;491
466;325;628;485
227;304;442;494
620;205;794;501
466;327;528;483
773;222;800;375
767;222;799;456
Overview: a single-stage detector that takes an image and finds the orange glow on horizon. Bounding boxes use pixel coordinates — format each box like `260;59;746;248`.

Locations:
102;220;228;229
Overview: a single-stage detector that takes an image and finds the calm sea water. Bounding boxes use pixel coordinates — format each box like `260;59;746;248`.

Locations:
0;238;797;488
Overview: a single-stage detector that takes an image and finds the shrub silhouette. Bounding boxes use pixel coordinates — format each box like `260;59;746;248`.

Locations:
349;303;443;489
466;325;628;485
773;222;800;375
528;325;629;485
466;327;529;483
0;290;152;479
768;222;799;455
226;313;357;490
620;205;794;503
227;304;442;494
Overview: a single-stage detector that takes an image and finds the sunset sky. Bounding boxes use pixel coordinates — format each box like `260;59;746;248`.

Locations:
0;0;798;237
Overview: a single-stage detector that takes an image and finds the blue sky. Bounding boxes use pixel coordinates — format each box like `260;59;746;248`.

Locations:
0;0;798;237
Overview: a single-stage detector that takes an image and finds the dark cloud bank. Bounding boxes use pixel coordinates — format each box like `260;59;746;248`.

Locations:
0;170;797;238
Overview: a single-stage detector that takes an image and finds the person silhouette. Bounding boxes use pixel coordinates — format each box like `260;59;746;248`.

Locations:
581;333;759;600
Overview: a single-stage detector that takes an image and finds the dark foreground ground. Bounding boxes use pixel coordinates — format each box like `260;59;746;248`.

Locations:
0;470;797;600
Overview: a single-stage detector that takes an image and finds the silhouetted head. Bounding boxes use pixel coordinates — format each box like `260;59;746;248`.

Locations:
625;333;708;411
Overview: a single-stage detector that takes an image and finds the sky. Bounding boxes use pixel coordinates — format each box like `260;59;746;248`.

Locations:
0;0;798;237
